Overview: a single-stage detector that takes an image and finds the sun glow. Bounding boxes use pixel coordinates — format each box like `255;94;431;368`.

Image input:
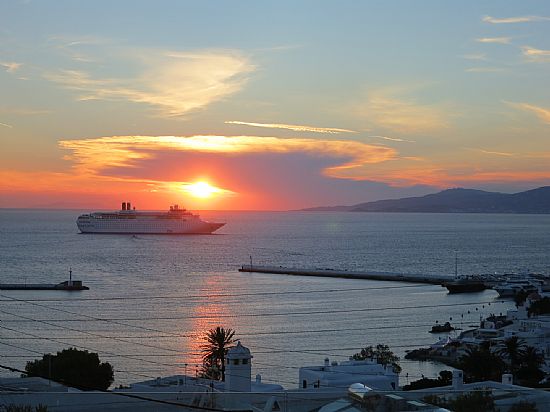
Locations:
182;181;222;198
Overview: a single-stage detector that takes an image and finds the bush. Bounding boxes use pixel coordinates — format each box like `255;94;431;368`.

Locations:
423;390;496;412
25;348;114;390
509;401;538;412
403;370;452;391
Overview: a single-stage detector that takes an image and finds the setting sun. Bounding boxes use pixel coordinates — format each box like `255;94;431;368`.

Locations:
182;181;222;198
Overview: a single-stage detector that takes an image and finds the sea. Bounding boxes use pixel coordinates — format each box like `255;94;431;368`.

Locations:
1;209;549;388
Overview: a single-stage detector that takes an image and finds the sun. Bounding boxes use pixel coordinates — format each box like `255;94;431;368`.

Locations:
183;181;221;198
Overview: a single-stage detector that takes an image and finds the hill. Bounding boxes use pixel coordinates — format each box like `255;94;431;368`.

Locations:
303;187;550;213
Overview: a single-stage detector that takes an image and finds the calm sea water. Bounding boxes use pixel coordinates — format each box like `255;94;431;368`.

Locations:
1;209;549;387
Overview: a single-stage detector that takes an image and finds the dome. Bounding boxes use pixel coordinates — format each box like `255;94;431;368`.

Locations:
226;341;253;360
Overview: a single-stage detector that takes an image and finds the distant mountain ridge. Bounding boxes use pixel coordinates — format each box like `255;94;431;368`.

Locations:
302;187;550;213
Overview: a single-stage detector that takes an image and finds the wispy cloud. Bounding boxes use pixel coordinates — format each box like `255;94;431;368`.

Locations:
521;46;550;62
465;67;504;73
0;121;13;128
482;15;550;24
225;121;356;134
507;102;550;124
46;50;255;117
0;106;51;115
466;148;515;157
461;53;488;61
368;135;415;143
48;34;112;63
0;61;22;73
475;37;511;44
358;91;449;134
58;135;397;179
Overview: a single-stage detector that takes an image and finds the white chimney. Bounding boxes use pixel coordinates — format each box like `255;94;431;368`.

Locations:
225;341;253;392
452;370;463;390
502;373;513;385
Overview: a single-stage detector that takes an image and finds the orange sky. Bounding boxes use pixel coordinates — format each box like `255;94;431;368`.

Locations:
1;2;550;209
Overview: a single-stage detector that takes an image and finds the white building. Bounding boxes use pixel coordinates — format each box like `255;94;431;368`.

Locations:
299;357;399;391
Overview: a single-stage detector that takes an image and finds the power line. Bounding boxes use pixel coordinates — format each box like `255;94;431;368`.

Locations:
0;309;185;355
0;294;506;320
0;284;434;302
0;322;446;339
0;324;185;370
0;362;252;412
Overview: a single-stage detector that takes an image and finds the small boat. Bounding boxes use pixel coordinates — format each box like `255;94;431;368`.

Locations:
429;321;454;333
493;277;542;298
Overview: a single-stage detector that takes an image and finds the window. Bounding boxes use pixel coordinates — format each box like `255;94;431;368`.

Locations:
242;359;248;365
302;380;307;389
232;359;239;365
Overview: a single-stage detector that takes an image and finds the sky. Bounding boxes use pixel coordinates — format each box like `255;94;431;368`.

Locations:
1;1;550;210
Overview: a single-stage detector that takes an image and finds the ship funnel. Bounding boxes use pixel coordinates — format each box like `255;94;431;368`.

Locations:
127;202;131;210
122;202;126;211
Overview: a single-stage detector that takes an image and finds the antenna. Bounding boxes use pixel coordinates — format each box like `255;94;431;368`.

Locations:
454;251;458;279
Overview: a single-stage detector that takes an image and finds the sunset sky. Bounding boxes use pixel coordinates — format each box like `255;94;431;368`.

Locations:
1;1;550;210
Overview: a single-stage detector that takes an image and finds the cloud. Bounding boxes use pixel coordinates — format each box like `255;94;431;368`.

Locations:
482;15;550;24
0;61;21;73
358;91;449;134
45;50;255;117
465;67;504;73
466;148;515;157
461;53;487;61
475;37;511;44
507;102;550;124
521;46;550;62
48;34;113;63
58;135;396;180
0;121;13;128
0;106;51;115
368;135;415;143
225;121;356;134
351;162;550;188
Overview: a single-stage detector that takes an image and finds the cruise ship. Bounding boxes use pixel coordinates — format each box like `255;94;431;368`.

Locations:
76;202;225;234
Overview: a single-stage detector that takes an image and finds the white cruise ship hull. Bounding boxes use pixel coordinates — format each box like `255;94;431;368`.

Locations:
77;219;224;234
76;204;225;234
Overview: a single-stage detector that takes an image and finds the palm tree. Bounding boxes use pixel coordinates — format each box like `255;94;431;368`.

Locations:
459;344;505;382
516;346;544;386
201;326;236;381
520;346;544;368
496;336;526;371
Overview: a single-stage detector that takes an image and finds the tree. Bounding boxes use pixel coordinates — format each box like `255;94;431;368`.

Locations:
24;348;114;391
352;344;401;373
446;391;497;412
423;391;496;412
509;401;538;412
515;346;545;386
201;326;236;381
458;343;505;382
514;290;530;307
497;336;526;371
528;297;550;317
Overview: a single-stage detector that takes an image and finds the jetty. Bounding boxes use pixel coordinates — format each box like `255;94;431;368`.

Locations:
0;269;89;291
239;265;453;285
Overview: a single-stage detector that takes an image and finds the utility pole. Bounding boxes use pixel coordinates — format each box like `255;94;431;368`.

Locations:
48;354;52;386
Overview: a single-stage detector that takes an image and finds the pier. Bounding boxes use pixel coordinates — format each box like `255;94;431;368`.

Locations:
0;269;89;291
0;280;89;291
239;265;453;285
